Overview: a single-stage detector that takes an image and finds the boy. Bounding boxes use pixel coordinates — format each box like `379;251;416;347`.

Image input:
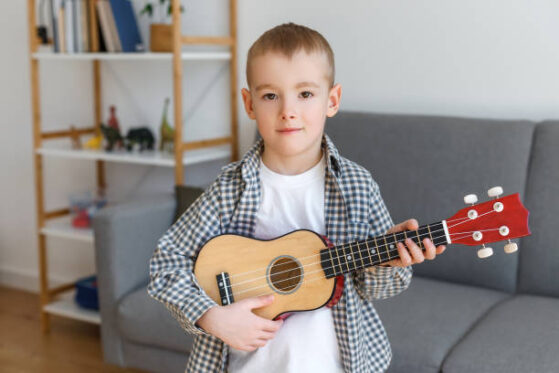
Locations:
148;23;446;372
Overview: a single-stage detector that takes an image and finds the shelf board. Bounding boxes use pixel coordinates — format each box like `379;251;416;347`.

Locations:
31;51;231;61
44;291;101;325
36;146;231;167
41;215;94;243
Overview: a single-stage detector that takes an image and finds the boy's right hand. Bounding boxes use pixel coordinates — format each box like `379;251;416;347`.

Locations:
196;294;283;352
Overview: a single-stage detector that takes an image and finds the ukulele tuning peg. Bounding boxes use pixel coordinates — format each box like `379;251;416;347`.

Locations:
504;241;518;254
464;194;478;205
488;186;503;199
477;244;494;259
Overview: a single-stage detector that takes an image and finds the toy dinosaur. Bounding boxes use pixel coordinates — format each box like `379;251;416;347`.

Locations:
100;124;124;151
159;98;175;153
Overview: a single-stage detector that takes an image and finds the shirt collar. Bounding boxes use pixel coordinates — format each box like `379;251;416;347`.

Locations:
239;133;343;182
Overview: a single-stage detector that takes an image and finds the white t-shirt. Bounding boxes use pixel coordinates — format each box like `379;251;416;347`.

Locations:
228;154;343;373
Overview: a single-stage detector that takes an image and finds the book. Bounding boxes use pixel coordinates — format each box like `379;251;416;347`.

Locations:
49;0;60;52
64;0;75;53
80;0;90;52
96;0;116;52
108;0;144;52
75;0;83;51
96;10;107;52
103;0;122;52
58;2;66;52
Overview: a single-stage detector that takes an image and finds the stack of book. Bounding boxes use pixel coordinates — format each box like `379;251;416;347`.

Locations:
49;0;144;53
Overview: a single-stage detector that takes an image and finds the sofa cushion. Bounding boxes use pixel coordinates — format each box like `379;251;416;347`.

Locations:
326;111;535;293
174;185;204;224
518;121;559;297
118;286;193;354
442;295;559;373
374;276;509;373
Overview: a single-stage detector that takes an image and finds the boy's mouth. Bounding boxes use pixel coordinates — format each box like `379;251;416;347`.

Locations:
277;128;302;134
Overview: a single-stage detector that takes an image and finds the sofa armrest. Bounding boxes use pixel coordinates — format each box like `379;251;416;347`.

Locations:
92;193;176;365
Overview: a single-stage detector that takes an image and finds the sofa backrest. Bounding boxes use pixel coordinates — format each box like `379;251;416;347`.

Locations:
326;111;535;293
517;121;559;297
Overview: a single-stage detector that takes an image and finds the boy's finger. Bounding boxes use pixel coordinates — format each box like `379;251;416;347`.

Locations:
405;218;419;230
261;318;283;332
397;242;412;266
244;294;275;310
405;238;424;263
436;245;446;254
259;331;276;340
422;238;436;260
387;218;418;234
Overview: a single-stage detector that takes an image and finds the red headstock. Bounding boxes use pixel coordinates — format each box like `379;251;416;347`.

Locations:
445;193;530;248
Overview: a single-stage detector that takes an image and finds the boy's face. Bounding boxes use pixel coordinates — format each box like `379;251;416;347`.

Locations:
242;50;341;166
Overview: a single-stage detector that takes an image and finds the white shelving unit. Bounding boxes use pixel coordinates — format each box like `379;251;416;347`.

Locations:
37;145;231;167
28;0;239;333
40;215;94;243
43;291;101;325
32;51;231;61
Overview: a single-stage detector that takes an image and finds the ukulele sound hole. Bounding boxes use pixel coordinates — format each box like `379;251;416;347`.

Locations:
268;256;303;294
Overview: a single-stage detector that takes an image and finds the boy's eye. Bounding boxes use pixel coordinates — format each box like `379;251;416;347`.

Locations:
263;93;277;100
300;91;313;99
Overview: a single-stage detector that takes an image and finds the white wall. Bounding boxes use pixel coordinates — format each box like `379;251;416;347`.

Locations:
1;0;558;292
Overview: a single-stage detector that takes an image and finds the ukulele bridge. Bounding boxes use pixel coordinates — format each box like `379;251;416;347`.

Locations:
216;272;234;305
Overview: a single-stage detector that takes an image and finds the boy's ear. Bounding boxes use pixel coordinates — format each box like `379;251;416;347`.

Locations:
241;88;256;120
327;83;342;118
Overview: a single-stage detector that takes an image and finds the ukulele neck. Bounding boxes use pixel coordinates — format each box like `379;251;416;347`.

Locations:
320;221;450;278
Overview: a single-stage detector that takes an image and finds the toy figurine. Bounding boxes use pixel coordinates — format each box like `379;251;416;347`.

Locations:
100;123;124;151
124;127;155;151
84;134;103;150
69;189;107;229
159;98;175;153
107;105;120;131
100;105;124;151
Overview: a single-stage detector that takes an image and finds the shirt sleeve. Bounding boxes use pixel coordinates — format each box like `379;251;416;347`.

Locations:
353;178;413;301
147;179;222;336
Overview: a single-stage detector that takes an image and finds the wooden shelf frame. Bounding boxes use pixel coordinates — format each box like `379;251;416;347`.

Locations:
27;0;239;333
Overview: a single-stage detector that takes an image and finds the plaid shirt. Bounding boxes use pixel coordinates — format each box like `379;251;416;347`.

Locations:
148;134;412;372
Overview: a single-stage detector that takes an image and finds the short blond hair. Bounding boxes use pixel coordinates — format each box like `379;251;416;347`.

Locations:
246;22;335;88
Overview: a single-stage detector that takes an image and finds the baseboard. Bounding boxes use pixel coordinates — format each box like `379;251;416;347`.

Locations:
0;266;69;293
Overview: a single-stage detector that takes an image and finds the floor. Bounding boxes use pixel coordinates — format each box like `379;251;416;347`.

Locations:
0;285;145;373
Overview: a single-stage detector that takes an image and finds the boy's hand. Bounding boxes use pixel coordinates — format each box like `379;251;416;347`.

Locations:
381;218;446;267
196;294;283;351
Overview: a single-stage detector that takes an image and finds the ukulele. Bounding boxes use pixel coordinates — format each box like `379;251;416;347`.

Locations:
194;187;531;320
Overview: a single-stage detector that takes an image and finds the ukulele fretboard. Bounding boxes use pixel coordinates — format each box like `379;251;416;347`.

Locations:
320;221;449;278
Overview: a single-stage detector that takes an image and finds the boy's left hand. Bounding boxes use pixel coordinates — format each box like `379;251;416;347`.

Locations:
381;218;446;268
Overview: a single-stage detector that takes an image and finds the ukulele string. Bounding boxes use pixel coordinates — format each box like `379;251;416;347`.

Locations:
230;227;500;296
225;216;471;283
228;220;497;288
227;225;449;285
227;210;493;283
446;209;496;230
235;228;502;298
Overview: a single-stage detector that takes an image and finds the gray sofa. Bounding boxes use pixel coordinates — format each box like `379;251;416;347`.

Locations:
93;111;559;373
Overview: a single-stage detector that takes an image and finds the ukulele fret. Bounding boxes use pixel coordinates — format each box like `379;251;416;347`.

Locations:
418;226;430;250
355;241;366;269
333;244;344;276
320;248;337;278
343;243;354;272
373;236;382;265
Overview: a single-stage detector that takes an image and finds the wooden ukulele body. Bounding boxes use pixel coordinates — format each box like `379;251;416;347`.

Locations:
194;230;343;320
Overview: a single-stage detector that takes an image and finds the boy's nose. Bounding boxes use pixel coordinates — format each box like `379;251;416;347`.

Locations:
280;100;297;121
